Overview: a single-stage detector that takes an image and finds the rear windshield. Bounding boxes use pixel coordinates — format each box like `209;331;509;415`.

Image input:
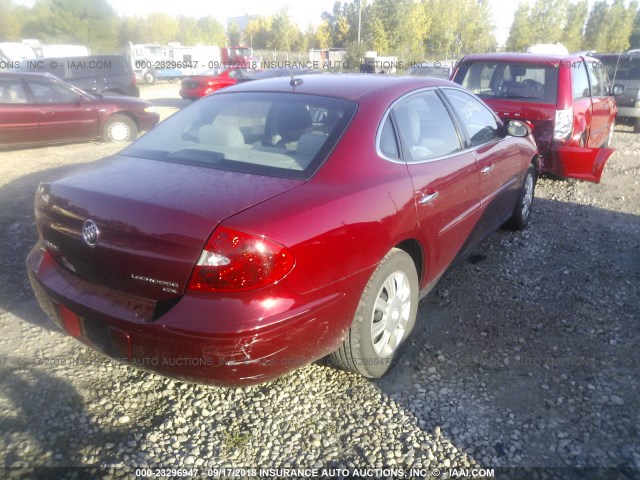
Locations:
407;67;451;79
123;91;357;179
596;55;640;81
453;61;559;103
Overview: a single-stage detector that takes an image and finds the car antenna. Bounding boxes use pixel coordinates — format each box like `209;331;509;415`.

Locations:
290;69;303;87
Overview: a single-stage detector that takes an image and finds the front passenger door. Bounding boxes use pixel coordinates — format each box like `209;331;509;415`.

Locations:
586;60;615;147
440;87;522;230
24;78;99;144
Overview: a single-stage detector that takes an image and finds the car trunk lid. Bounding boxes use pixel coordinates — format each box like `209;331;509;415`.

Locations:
35;155;303;302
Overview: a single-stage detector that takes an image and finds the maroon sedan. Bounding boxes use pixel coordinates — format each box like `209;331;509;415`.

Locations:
27;75;538;386
179;66;259;100
0;72;159;147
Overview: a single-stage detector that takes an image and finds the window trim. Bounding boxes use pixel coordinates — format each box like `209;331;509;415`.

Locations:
375;86;470;165
572;58;591;100
438;86;506;151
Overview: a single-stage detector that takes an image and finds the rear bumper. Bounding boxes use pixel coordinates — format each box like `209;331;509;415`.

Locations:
179;88;205;99
27;246;360;386
616;106;640;119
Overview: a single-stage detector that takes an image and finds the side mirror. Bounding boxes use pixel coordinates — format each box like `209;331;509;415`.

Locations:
506;119;529;138
612;84;625;96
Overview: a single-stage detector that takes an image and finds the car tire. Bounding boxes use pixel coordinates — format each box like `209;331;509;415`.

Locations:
103;114;138;143
144;70;156;85
634;118;640;134
504;164;536;231
330;248;419;378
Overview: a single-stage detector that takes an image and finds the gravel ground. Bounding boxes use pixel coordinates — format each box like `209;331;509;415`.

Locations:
0;85;639;479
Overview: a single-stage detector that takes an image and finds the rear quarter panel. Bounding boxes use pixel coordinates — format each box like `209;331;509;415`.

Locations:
221;93;424;296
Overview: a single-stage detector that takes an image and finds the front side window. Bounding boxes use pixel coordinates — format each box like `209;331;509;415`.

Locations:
454;61;559;104
391;90;462;162
587;61;609;96
443;88;502;147
572;62;591;99
25;79;82;103
123;92;357;179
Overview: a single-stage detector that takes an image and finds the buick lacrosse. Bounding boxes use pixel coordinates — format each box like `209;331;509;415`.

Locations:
27;74;538;386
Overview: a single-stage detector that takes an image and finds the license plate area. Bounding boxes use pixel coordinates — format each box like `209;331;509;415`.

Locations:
82;317;132;361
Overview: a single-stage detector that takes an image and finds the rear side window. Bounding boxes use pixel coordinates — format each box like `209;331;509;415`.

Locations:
123;92;357;179
378;116;400;160
454;61;559;104
0;79;29;103
391;90;462;161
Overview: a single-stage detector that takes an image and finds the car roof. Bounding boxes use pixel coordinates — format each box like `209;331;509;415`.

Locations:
0;71;57;80
225;73;460;100
460;52;587;66
594;52;640;59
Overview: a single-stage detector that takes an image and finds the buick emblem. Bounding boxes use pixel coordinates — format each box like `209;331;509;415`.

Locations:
82;219;100;247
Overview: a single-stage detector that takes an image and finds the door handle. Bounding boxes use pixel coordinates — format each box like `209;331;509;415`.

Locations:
42;111;55;116
480;164;494;174
418;192;439;205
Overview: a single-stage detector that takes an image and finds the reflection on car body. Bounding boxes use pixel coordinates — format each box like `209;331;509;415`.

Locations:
452;52;623;182
0;71;159;147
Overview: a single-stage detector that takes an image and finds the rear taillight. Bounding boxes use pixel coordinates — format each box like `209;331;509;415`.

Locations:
554;107;573;141
188;227;294;293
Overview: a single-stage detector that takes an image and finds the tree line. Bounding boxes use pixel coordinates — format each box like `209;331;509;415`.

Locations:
1;0;640;59
507;0;640;53
0;0;227;53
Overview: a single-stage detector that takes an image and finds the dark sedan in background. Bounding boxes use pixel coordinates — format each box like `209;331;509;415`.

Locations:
27;74;538;386
14;54;140;97
0;71;159;147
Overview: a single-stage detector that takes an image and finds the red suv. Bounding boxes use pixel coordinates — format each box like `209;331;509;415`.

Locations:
452;53;623;182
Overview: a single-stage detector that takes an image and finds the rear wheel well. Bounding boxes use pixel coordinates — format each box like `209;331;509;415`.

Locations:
395;239;424;284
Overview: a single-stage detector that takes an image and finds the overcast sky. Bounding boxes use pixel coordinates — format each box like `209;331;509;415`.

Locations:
16;0;521;46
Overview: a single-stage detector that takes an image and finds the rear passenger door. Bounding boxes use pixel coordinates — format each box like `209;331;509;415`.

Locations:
0;77;39;146
386;89;482;277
